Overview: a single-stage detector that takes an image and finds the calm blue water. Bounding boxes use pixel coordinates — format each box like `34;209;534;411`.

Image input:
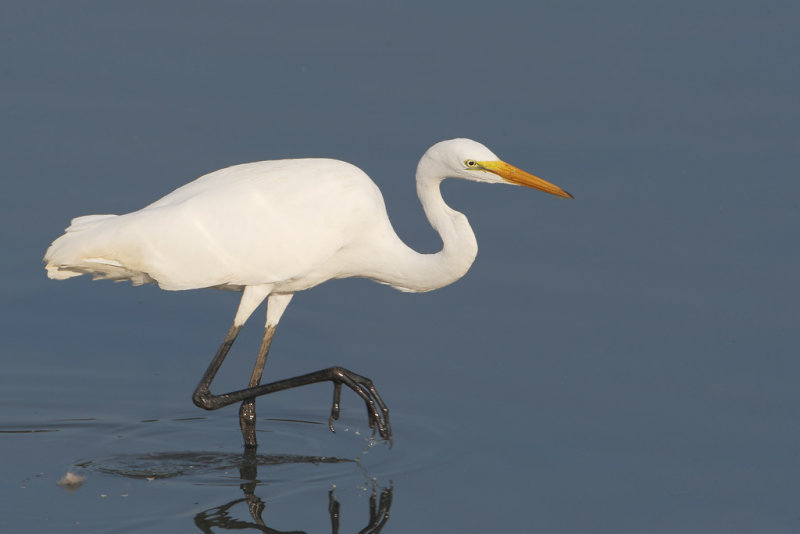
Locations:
2;1;799;532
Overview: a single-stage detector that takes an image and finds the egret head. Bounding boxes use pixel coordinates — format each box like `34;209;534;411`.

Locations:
419;138;573;199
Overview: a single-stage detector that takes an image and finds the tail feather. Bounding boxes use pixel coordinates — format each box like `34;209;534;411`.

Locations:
44;213;155;285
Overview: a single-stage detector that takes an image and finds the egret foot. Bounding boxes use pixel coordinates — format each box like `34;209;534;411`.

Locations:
195;366;392;444
192;325;392;445
326;367;392;444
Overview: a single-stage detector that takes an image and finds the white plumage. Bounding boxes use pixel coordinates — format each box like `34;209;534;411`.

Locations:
47;159;385;290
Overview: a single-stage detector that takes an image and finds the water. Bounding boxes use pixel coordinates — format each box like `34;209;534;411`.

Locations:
2;0;799;531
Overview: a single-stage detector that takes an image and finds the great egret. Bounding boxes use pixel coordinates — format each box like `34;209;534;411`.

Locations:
44;138;572;448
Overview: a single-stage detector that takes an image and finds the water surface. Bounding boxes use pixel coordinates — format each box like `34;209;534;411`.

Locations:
2;1;799;532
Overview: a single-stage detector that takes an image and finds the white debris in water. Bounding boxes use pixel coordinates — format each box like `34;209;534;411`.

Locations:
56;471;85;489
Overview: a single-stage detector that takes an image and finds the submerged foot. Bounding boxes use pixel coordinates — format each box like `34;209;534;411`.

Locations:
239;399;258;449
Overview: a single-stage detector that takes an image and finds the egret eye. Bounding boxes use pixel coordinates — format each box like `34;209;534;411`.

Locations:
465;160;477;168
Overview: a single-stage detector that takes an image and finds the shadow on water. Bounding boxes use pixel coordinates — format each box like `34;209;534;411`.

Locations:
77;450;353;481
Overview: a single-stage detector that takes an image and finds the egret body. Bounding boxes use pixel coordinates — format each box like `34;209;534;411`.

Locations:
44;138;572;447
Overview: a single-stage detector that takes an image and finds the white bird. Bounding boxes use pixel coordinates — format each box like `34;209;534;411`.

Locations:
44;138;572;448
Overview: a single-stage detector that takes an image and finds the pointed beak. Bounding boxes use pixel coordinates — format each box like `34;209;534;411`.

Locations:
478;160;573;199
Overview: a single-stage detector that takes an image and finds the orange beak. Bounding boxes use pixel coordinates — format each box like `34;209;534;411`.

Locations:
478;160;573;199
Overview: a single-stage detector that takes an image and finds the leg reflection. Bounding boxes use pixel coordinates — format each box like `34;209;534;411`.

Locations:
329;484;392;534
239;448;268;530
193;449;393;533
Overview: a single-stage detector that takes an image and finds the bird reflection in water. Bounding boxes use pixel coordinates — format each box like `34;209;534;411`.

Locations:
79;446;392;533
190;449;392;533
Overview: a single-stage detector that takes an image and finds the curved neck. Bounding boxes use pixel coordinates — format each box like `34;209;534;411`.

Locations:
419;178;479;288
370;163;478;293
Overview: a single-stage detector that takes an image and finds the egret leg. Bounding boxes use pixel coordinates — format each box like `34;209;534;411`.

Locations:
192;323;242;401
239;325;276;448
192;326;392;445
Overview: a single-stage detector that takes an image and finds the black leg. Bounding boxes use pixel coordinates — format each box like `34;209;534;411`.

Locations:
239;325;277;448
192;325;392;444
192;323;242;404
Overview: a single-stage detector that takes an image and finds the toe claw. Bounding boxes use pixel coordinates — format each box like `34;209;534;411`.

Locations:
328;415;337;433
328;382;342;433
